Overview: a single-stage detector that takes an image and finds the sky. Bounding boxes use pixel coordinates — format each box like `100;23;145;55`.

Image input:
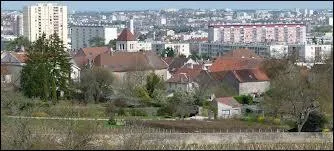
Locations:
2;1;333;12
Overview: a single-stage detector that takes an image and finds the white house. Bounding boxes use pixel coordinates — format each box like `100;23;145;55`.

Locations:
214;97;242;119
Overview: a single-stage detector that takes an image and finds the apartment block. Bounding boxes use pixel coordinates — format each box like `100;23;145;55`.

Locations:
23;3;68;47
208;23;307;45
70;25;117;50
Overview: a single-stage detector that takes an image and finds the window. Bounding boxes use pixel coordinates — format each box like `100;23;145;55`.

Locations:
222;110;230;115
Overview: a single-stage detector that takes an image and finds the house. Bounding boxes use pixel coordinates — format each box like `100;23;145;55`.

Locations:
94;51;171;83
1;51;81;86
73;46;111;67
166;67;216;93
166;56;198;73
214;97;242;119
166;73;199;93
1;51;28;87
222;68;270;95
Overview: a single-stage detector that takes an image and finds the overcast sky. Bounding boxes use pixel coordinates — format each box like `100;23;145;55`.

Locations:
2;1;333;12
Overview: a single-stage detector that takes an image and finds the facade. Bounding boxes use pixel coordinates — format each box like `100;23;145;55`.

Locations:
70;25;117;50
222;68;270;95
23;3;68;47
208;23;307;45
152;42;190;57
288;44;333;62
137;41;152;51
215;97;242;119
166;73;199;93
196;42;291;59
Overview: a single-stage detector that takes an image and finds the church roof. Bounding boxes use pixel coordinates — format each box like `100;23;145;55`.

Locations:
117;28;135;41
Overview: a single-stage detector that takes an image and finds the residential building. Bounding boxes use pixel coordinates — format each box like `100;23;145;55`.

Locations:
1;51;81;85
137;41;152;51
329;17;333;26
197;42;289;59
214;97;242;119
164;57;198;73
166;73;199;93
70;25;117;50
208;23;307;45
288;44;333;62
23;3;68;47
13;14;23;36
152;42;191;57
222;68;270;95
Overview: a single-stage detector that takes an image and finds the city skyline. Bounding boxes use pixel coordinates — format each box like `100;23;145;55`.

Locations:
2;1;333;12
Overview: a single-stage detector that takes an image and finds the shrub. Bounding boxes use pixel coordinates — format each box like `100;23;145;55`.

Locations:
129;109;147;116
257;116;265;123
31;112;48;117
273;118;281;125
234;95;253;105
107;117;117;125
117;108;127;116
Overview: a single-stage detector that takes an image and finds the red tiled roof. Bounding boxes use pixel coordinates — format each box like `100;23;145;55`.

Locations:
117;28;135;41
215;97;241;108
209;49;263;72
230;68;269;83
166;73;190;83
94;51;168;72
209;58;263;72
174;68;203;80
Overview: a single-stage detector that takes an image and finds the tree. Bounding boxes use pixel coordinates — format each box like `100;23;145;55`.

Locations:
159;91;196;119
21;33;71;102
77;67;114;103
160;47;175;57
88;37;105;47
312;36;317;44
261;56;331;132
145;72;165;98
108;39;117;50
5;36;31;51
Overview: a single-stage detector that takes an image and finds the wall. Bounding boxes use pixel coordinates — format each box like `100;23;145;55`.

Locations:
239;81;270;95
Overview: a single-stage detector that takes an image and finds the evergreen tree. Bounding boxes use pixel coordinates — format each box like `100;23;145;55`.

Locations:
21;33;72;102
